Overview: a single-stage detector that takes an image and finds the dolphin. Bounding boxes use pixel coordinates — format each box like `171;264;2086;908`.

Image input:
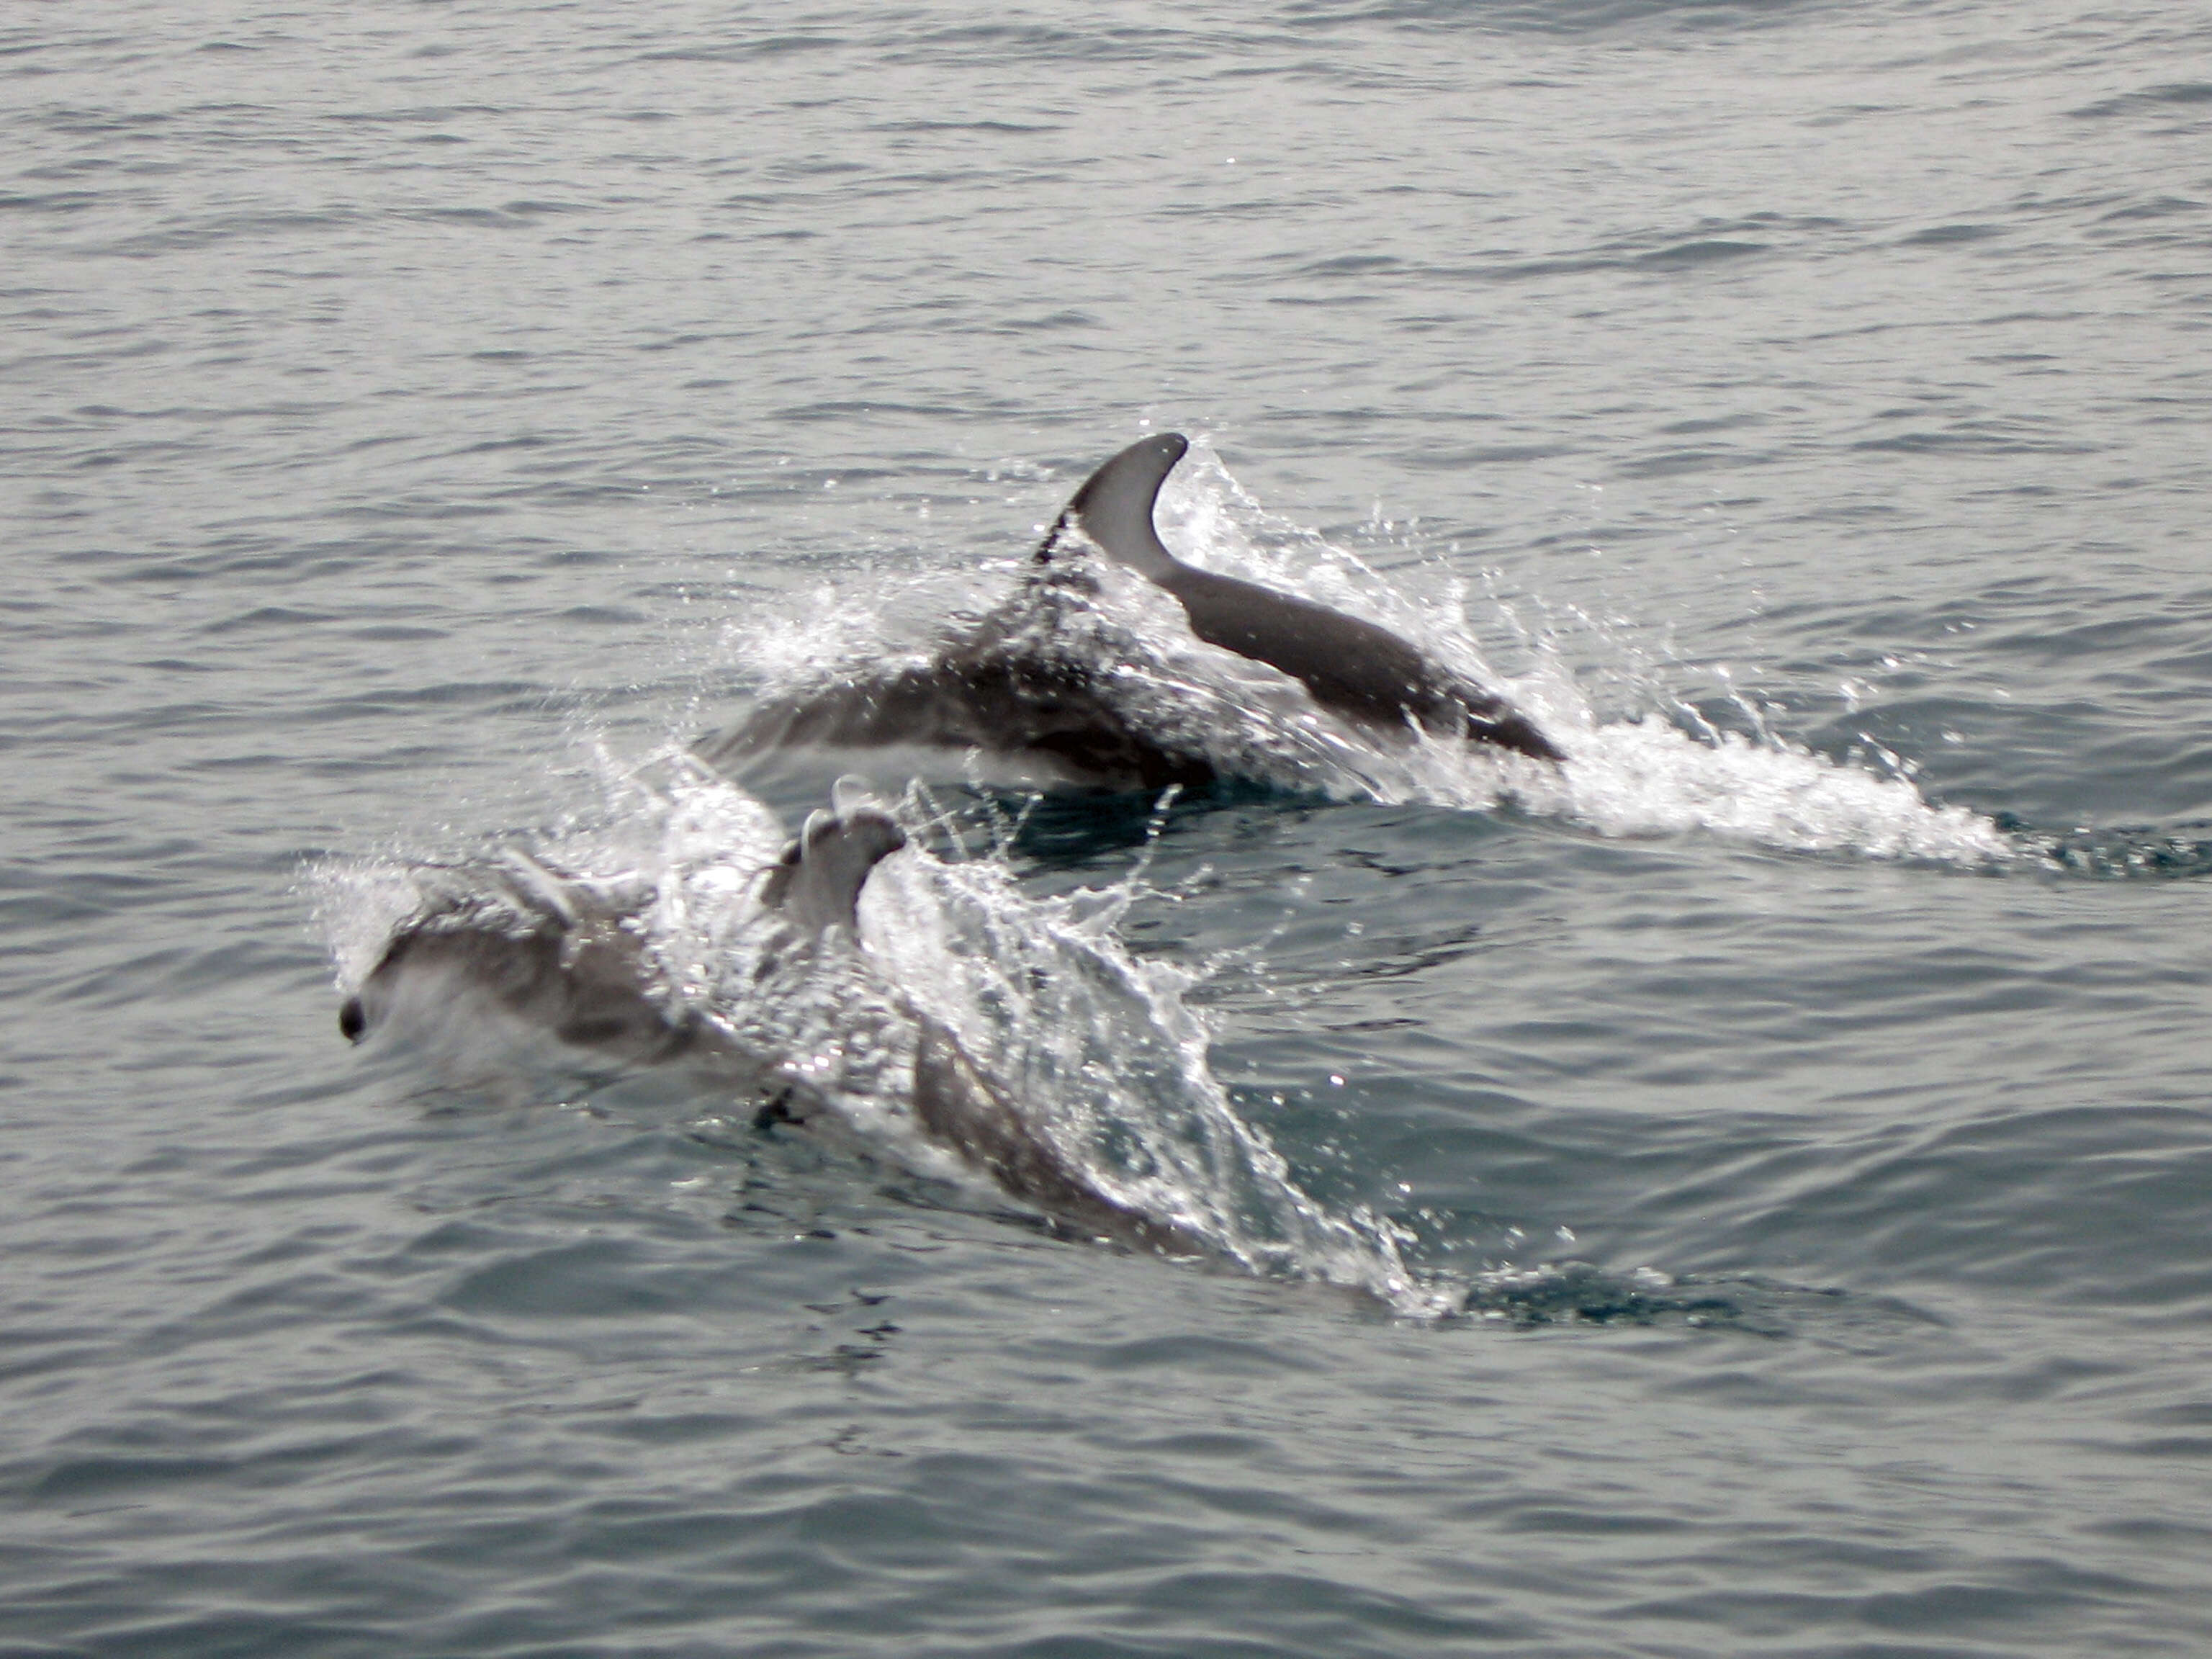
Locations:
1038;434;1562;761
698;578;1219;791
339;799;1204;1255
702;435;1561;786
760;806;1206;1254
336;853;691;1062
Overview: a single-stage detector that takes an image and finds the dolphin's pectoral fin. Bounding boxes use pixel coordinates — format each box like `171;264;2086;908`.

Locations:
1036;433;1190;580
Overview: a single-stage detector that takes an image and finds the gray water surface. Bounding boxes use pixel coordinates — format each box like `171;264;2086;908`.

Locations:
6;2;2212;1655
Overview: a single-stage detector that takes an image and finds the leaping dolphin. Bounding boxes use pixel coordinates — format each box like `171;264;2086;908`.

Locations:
701;435;1561;788
339;797;1205;1256
1038;434;1560;760
336;855;684;1062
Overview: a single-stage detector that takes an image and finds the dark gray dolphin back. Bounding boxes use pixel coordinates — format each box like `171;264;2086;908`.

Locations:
1036;432;1189;579
757;805;907;933
1032;432;1563;762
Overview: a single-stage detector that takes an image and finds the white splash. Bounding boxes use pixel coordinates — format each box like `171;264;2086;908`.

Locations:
717;440;2010;867
317;755;1450;1316
858;796;1442;1307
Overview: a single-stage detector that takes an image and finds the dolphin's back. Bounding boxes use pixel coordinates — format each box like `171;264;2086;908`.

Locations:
1161;564;1560;757
709;433;1561;781
1159;565;1442;722
1036;434;1563;763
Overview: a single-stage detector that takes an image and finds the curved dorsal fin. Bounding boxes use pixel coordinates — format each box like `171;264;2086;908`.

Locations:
1035;432;1190;579
759;805;907;933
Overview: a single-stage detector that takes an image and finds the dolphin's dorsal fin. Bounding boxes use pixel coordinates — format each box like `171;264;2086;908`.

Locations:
1035;432;1190;580
759;805;907;934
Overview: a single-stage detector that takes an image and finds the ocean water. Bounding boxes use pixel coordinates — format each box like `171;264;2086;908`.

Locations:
6;1;2212;1654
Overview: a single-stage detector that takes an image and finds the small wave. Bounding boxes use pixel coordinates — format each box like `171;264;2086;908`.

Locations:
2070;81;2212;120
2006;819;2212;880
1460;1261;1771;1329
1519;717;2014;863
1455;1262;1938;1342
1147;445;2013;866
1277;0;1812;39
